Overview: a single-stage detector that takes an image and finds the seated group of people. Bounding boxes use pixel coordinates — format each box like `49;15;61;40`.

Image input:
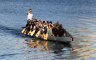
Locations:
22;19;65;37
25;19;53;35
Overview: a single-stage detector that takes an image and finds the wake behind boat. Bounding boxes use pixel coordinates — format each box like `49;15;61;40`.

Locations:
21;18;74;43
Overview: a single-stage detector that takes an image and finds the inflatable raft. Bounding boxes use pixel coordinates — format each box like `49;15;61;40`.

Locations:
21;22;73;43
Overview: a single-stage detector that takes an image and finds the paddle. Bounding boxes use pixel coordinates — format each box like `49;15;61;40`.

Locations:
21;28;27;34
29;30;35;36
35;30;41;38
42;33;48;40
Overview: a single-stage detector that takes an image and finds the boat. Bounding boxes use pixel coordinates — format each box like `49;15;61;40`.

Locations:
21;20;73;43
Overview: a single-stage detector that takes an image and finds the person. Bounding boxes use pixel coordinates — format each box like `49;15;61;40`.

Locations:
27;9;33;22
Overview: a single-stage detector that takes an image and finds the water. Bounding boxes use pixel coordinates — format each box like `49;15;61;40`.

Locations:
0;0;96;60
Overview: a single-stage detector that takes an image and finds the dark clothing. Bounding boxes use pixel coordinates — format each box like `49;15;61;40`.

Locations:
52;27;58;36
58;28;64;37
44;27;47;34
52;27;65;37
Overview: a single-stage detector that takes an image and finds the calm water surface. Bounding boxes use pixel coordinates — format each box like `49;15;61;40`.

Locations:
0;0;96;60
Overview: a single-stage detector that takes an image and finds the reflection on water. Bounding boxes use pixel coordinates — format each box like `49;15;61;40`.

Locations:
25;39;71;52
24;39;72;60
